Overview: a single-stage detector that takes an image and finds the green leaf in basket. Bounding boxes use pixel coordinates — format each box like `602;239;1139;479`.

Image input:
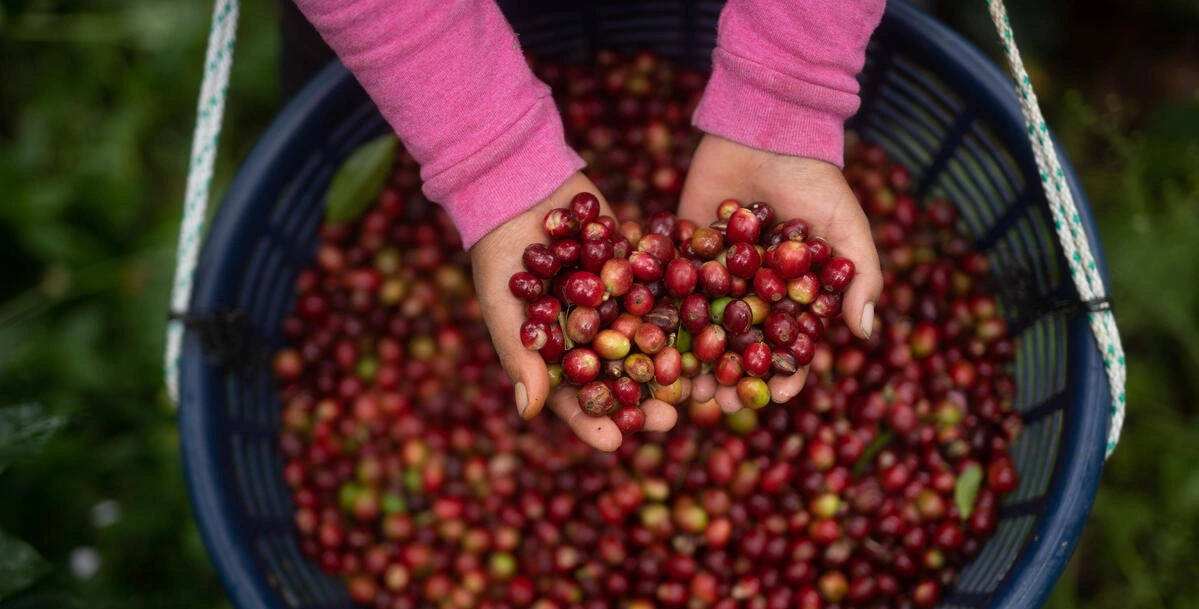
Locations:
852;430;893;476
325;133;399;226
0;527;49;600
955;462;984;520
0;403;66;475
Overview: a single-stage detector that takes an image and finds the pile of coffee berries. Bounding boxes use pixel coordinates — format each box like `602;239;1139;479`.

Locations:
271;49;1024;609
511;196;857;425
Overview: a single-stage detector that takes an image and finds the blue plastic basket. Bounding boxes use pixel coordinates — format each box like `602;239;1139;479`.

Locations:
178;2;1111;608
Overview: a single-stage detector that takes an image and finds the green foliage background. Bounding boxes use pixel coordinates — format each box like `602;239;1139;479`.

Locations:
0;1;1196;608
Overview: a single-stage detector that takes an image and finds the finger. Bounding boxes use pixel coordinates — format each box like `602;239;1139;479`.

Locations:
715;385;742;414
641;399;679;432
472;243;550;420
839;248;883;341
768;367;809;404
691;374;716;402
490;307;551;420
823;206;883;341
548;386;622;452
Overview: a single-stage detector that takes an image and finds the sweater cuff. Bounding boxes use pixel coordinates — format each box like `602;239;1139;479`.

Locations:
692;47;862;168
427;95;585;250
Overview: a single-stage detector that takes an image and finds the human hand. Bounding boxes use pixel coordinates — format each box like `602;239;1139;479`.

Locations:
678;134;883;414
471;172;680;451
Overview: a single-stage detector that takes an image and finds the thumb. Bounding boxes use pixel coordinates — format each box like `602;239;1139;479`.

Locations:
470;219;554;421
474;265;552;421
500;336;551;421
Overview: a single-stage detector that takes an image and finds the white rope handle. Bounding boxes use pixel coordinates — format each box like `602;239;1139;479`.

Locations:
986;0;1126;458
165;0;239;405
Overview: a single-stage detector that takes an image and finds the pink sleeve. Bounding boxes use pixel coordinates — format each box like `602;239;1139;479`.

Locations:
292;0;584;249
692;0;886;168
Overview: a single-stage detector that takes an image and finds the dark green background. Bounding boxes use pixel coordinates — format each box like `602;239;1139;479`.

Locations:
1;1;1197;608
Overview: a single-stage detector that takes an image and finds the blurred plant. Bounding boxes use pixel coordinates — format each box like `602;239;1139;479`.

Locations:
0;404;66;601
1044;89;1199;609
0;1;279;608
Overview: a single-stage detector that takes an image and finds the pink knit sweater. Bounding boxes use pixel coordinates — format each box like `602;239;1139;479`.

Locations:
293;0;885;249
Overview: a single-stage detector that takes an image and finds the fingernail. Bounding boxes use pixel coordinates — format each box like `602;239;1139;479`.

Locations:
514;382;528;418
861;302;875;339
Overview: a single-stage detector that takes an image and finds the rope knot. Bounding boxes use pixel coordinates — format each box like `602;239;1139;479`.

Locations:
168;307;263;373
997;263;1114;326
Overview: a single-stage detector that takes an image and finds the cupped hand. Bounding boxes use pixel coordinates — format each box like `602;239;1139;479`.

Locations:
677;134;883;414
471;171;680;451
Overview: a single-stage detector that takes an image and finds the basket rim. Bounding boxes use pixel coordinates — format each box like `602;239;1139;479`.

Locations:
179;2;1112;608
179;59;362;609
871;4;1110;607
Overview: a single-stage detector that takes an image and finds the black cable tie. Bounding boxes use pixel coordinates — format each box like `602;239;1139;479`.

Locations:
995;264;1114;323
168;307;265;372
1043;295;1114;317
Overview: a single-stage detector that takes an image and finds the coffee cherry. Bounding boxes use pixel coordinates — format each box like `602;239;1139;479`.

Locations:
764;312;799;348
693;325;727;363
810;291;843;318
716;198;742;221
664;258;698;297
566;307;602;345
550;238;581;267
988;455;1019;493
628;251;663;283
714;352;744;387
770;350;799;376
578;381;618;416
544;208;580;238
562;349;601;384
624;353;655;384
637;233;675;264
699;261;732;297
580;238;615;273
612;377;642;408
526;296;562;323
807;237;832;265
653;347;683;386
622;283;655;316
753;268;786;303
563;271;605;308
690;227;724;259
522;244;561;278
593;329;632;361
541;323;566;363
769;240;811;279
721;299;753;334
570;192;601;224
680;294;711;334
726;208;761;244
520;320;550;351
820;257;855;293
736;377;770;410
741;342;772;378
612;406;646;434
725;242;762;279
508;272;544;301
787;273;820;305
